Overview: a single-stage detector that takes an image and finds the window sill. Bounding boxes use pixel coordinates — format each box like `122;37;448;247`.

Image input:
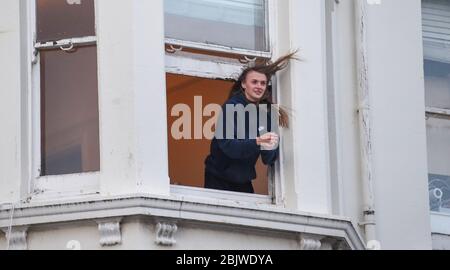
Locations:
431;211;450;235
0;194;365;250
32;172;100;200
170;185;273;205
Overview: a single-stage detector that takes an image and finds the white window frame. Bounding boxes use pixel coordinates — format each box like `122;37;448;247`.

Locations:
165;0;282;205
164;0;271;59
426;105;450;217
29;0;100;199
424;45;450;218
423;49;450;243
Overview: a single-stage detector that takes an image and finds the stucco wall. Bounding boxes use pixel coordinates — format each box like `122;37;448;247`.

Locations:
0;0;24;204
332;0;365;234
365;0;431;249
432;234;450;250
328;0;433;249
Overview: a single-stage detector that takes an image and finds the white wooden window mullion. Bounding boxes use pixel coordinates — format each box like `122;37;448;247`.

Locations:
35;36;97;50
426;107;450;118
165;38;271;59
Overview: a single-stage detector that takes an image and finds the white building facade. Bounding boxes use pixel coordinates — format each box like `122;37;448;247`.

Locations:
0;0;446;250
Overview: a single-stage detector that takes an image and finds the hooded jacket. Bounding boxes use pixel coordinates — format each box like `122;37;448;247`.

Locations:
205;92;279;185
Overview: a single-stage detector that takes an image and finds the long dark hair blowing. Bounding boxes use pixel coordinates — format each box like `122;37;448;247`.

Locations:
229;51;298;128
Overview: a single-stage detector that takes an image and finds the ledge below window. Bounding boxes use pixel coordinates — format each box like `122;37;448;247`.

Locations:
0;194;365;250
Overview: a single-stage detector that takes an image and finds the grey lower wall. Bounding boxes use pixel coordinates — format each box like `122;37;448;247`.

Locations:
1;218;308;250
432;233;450;250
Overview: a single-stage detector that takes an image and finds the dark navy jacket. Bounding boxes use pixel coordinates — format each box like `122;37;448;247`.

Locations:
205;92;279;185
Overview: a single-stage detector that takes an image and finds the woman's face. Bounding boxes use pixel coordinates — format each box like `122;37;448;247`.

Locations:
242;71;268;103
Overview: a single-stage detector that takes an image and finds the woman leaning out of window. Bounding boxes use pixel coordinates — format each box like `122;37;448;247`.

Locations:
204;52;297;194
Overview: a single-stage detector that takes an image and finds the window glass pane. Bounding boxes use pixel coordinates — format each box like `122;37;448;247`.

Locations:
166;73;269;195
36;0;95;42
424;60;450;109
427;117;450;213
422;0;450;45
164;0;268;51
40;45;100;176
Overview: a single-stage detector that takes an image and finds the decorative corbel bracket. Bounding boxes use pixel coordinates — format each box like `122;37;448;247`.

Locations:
1;226;29;250
299;234;322;250
155;221;178;246
96;217;123;247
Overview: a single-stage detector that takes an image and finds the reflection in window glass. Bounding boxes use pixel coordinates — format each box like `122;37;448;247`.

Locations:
36;0;96;42
429;174;450;213
427;117;450;213
40;46;100;176
424;60;450;110
164;0;268;51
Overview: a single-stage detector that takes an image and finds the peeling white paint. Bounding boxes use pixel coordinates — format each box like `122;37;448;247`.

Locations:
354;0;376;246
